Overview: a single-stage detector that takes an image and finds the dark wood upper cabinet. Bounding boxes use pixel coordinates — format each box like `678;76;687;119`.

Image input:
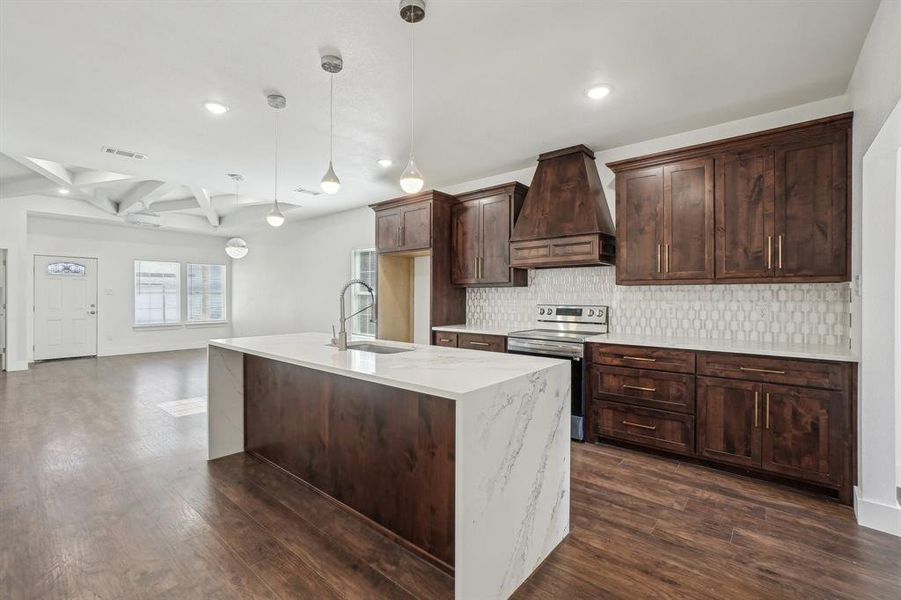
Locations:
774;129;849;280
609;113;851;285
451;183;527;287
400;202;432;251
664;158;714;280
697;376;761;468
761;383;843;485
615;167;664;282
715;147;774;279
375;208;402;252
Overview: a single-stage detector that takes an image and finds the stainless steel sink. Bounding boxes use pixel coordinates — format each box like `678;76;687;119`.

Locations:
345;342;413;355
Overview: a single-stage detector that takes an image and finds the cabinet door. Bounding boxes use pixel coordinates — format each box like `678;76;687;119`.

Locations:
697;377;761;467
375;209;401;252
773;130;848;280
616;167;664;282
479;194;513;284
663;158;714;280
715;147;775;279
400;202;431;250
451;199;480;284
761;384;842;485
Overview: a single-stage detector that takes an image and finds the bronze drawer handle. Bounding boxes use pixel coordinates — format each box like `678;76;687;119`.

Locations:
468;341;491;347
439;338;452;343
622;420;657;431
623;384;657;392
622;356;656;362
739;366;786;375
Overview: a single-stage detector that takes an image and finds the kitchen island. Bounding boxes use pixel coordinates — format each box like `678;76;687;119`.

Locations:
207;332;571;600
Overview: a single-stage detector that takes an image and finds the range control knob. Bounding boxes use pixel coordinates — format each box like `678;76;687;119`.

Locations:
539;308;546;315
588;309;595;317
546;308;554;315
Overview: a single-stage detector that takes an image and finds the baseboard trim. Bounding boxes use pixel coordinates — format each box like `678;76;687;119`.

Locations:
854;486;901;537
99;342;208;357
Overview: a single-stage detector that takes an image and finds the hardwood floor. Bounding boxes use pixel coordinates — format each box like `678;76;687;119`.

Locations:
2;350;899;599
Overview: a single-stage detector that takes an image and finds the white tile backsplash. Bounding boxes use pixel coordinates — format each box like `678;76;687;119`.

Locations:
467;267;851;347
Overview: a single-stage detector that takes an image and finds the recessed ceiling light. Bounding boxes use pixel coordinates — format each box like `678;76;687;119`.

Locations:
204;101;230;115
58;188;70;194
377;158;393;168
586;85;613;100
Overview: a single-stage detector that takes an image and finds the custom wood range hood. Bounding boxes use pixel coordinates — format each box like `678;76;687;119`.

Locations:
510;144;616;268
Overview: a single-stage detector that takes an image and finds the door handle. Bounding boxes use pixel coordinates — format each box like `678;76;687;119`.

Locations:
765;392;771;429
657;243;661;273
777;235;783;270
754;391;759;428
767;236;773;270
665;243;670;273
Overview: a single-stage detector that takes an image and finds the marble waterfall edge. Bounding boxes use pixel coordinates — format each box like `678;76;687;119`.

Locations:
208;345;244;460
455;361;570;600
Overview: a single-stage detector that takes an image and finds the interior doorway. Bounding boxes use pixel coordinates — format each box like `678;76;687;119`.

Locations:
33;255;99;360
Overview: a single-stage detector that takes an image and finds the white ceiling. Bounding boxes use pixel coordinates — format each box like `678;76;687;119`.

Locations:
0;0;879;234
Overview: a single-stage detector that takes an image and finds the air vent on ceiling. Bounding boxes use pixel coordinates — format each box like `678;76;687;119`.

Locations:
293;186;321;196
101;146;147;160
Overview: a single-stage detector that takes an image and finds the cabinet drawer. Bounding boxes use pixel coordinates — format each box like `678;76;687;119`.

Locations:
590;344;696;374
458;333;506;353
434;332;458;347
590;365;695;414
592;401;695;456
697;352;846;390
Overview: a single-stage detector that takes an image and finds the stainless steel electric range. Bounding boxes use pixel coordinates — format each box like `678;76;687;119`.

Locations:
507;304;609;441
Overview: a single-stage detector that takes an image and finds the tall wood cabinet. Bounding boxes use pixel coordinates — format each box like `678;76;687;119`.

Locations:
610;113;851;285
451;183;528;287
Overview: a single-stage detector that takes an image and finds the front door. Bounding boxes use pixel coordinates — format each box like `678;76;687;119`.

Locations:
34;256;98;360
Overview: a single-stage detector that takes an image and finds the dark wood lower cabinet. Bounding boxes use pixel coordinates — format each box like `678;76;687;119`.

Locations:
697;377;761;468
588;343;856;504
244;355;456;568
432;331;506;353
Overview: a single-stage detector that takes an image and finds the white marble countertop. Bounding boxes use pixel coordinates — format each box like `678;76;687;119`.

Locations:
209;332;565;400
431;324;512;336
585;332;858;363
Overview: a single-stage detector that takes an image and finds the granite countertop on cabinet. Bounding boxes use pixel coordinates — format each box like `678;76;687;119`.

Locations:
585;332;858;363
431;324;514;337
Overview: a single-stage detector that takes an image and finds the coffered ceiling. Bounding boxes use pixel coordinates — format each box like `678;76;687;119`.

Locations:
0;0;879;234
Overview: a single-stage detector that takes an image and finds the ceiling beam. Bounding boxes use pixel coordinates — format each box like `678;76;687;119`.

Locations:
71;170;134;187
8;155;73;187
150;198;200;213
118;180;178;215
189;186;219;227
0;175;64;198
76;188;118;215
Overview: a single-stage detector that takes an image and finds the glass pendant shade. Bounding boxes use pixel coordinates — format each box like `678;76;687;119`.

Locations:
399;155;424;194
320;161;341;195
225;237;249;259
266;203;286;227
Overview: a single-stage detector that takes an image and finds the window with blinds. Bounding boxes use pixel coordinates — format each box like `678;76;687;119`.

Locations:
134;261;180;325
187;263;227;323
351;249;376;337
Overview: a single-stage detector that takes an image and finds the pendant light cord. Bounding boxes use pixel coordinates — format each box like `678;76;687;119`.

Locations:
329;75;334;162
410;11;414;157
273;107;279;208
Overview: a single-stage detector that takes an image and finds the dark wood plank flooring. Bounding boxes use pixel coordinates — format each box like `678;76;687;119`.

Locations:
2;350;899;599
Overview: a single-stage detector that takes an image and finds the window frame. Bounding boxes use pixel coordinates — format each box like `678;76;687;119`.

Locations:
349;248;377;338
133;259;182;328
186;262;228;324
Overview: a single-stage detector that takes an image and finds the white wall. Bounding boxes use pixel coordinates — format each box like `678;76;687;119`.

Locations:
847;0;901;535
27;215;232;358
231;206;374;338
0;198;31;370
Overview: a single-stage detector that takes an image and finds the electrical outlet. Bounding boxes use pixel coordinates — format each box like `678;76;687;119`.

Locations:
754;303;771;321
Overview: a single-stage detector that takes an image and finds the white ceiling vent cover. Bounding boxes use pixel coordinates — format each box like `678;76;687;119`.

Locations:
101;146;147;160
124;212;161;228
293;186;321;196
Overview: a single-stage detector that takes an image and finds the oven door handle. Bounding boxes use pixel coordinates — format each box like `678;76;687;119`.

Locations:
507;338;584;359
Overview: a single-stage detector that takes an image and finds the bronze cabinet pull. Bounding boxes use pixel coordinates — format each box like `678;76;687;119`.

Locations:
468;341;490;347
623;356;656;362
622;421;657;431
778;235;783;269
474;257;478;278
754;391;759;428
765;393;771;429
767;235;773;270
665;243;670;273
657;244;661;273
623;384;657;393
739;366;786;375
439;338;452;343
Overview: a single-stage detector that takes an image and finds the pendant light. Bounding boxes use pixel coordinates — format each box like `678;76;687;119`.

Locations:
320;54;343;195
266;94;287;227
399;0;426;194
225;173;249;259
